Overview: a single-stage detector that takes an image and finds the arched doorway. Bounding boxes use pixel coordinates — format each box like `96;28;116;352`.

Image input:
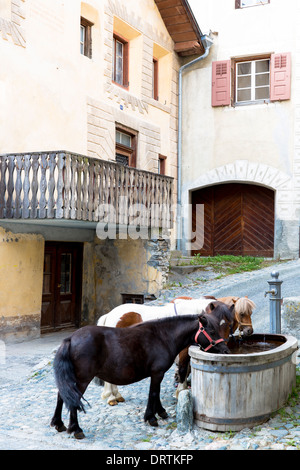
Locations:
191;183;275;257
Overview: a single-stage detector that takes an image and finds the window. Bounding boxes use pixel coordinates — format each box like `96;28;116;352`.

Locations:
212;53;291;107
236;58;270;104
115;128;137;167
60;254;72;294
153;58;159;101
121;293;144;304
80;17;93;58
236;0;269;8
112;35;129;88
158;155;167;175
152;43;171;105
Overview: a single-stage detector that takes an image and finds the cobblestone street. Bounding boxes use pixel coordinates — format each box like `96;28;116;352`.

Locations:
0;260;300;451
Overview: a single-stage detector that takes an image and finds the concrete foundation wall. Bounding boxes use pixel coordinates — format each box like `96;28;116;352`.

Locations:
0;228;44;342
82;235;170;323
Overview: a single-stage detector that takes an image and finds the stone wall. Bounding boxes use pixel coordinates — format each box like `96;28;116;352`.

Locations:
282;297;300;340
82;235;171;323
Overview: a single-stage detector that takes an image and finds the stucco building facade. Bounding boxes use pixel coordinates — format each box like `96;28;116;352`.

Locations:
0;0;204;341
181;0;300;260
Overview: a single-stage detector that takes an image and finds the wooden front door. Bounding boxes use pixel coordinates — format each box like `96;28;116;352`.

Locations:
41;242;83;333
192;184;274;257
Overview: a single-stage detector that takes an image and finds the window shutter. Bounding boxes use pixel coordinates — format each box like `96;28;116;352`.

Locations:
212;60;231;107
270;52;291;101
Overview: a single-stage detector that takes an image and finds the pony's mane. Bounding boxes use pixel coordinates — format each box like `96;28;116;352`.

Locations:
212;301;235;324
234;297;256;315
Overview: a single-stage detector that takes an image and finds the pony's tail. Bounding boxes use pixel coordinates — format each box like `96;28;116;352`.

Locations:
53;338;87;413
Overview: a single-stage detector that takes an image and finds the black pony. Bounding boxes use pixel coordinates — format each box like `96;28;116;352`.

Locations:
51;311;232;439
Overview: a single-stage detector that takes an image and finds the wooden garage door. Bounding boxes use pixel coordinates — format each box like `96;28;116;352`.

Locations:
192;184;274;257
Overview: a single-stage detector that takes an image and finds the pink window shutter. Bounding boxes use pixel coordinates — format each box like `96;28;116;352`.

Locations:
212;60;231;107
270;52;291;101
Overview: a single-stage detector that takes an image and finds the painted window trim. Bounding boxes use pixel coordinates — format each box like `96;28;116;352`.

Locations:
153;58;159;101
211;60;231;107
115;125;137;168
212;52;291;107
158;154;167;175
234;57;270;105
80;17;93;59
112;33;129;90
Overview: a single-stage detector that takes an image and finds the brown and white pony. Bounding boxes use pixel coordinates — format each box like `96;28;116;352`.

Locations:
97;297;228;406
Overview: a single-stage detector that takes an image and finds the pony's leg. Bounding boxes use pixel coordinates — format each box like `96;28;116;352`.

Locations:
67;382;89;439
112;385;125;403
101;382;120;406
67;408;85;440
51;392;67;433
175;379;188;399
156;396;169;420
144;372;167;426
175;349;190;399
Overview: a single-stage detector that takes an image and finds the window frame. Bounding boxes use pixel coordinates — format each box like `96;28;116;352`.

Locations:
232;55;271;106
80;17;93;59
115;126;137;168
235;0;270;8
153;58;159;101
112;34;129;89
158;154;167;175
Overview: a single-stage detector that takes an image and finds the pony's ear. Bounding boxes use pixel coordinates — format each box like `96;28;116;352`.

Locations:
199;314;207;326
230;304;235;312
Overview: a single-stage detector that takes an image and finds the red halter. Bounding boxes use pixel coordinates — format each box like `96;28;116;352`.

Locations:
195;321;225;352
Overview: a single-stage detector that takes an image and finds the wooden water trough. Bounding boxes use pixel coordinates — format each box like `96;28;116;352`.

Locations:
189;334;298;432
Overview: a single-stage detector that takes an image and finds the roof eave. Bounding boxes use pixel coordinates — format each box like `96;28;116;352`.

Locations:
154;0;205;57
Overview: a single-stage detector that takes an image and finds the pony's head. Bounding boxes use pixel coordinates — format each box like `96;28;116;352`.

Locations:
233;297;255;336
217;296;255;336
197;313;230;354
207;301;235;341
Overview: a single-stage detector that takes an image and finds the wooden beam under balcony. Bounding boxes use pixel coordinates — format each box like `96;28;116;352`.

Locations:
0;151;174;230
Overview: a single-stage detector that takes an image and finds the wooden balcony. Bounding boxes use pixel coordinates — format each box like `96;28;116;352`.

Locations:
0;151;174;229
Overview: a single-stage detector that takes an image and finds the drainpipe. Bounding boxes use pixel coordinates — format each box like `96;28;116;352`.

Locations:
176;34;214;251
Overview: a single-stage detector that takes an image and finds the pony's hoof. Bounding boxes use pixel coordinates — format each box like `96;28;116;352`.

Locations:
148;418;158;427
116;397;125;403
159;411;169;420
108;399;119;406
51;421;66;433
56;424;67;433
74;431;85;440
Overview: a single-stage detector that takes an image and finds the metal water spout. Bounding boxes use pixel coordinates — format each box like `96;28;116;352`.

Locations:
265;271;283;334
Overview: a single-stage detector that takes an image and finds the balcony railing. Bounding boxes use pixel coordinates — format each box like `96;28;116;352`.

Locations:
0;151;174;229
